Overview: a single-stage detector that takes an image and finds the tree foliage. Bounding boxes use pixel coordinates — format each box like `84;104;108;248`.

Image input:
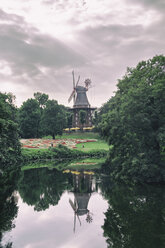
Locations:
34;92;49;109
79;110;87;126
41;100;66;139
99;55;165;182
18;99;41;138
18;93;67;139
0;93;20;167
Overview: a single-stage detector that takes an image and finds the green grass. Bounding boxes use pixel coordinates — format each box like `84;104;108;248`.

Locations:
21;132;109;170
76;140;109;151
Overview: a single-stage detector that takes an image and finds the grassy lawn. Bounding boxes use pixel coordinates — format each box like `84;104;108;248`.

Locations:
22;132;109;151
76;140;109;151
21;132;109;170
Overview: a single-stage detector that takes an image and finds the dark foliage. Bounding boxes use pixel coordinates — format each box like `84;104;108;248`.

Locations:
101;181;165;248
0;93;21;167
99;55;165;182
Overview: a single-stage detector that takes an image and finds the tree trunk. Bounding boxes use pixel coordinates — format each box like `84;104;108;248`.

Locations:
52;133;55;139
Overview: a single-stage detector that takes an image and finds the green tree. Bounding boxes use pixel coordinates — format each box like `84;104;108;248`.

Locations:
100;55;165;182
66;111;73;130
79;110;87;128
0;92;20;167
34;92;49;110
41;100;66;139
18;99;41;138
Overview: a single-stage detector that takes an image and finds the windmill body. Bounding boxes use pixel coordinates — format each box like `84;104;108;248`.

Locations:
74;86;90;108
68;72;96;129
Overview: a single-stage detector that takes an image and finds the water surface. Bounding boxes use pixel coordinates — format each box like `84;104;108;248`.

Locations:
1;166;165;248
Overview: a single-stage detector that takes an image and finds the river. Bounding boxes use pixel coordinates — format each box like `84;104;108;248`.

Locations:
1;166;165;248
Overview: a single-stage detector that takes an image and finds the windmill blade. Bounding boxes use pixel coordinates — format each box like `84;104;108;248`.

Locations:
74;212;76;233
76;75;80;87
76;213;81;226
69;198;77;212
72;70;75;88
68;90;75;103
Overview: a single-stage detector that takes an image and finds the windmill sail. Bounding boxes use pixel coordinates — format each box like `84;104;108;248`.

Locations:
68;72;80;104
69;198;77;211
68;90;75;103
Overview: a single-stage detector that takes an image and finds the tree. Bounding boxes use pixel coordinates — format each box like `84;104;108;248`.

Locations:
0;92;21;167
79;110;87;128
18;99;41;138
34;92;49;110
66;111;73;130
99;55;165;182
41;100;66;139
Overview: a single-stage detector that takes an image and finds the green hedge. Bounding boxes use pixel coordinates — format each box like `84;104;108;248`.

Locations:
21;145;107;163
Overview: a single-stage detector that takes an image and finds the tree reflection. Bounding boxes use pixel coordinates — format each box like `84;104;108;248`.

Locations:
0;167;20;248
18;167;72;211
101;181;165;248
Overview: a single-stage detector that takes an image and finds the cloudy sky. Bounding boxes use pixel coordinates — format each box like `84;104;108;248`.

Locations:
0;0;164;108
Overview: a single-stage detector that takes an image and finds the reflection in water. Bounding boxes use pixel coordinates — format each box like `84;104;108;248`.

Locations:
16;167;107;248
0;166;20;248
18;168;72;211
101;180;165;248
68;171;95;232
1;165;165;248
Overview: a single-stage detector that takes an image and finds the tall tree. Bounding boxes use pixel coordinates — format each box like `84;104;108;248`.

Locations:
99;55;165;182
0;92;20;167
34;92;49;110
18;99;41;138
41;100;66;139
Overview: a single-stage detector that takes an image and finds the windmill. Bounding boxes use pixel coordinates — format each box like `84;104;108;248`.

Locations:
68;71;96;129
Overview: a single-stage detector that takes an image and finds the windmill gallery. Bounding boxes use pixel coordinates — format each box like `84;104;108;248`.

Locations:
68;71;96;130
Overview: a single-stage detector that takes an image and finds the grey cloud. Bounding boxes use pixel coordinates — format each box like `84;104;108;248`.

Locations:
0;8;24;23
0;9;85;79
125;0;165;12
0;1;164;108
42;0;58;4
78;19;164;57
73;20;164;105
76;24;145;56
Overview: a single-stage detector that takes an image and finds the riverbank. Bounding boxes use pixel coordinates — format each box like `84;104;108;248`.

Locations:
21;145;107;162
20;133;109;170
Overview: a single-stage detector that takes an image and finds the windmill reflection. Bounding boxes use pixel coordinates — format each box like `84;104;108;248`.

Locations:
67;170;95;232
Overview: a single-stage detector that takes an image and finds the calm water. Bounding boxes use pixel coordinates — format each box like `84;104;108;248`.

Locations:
1;166;165;248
